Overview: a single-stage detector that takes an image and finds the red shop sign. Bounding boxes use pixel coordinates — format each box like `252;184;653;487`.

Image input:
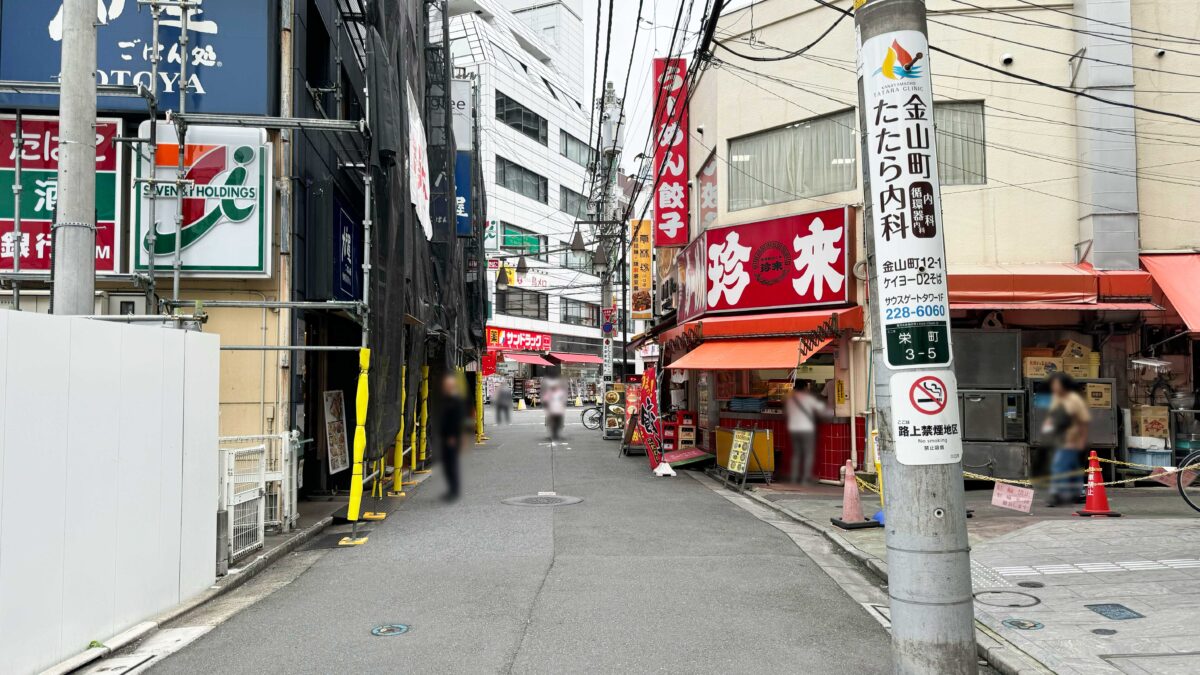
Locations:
677;206;854;323
651;57;688;247
485;326;553;352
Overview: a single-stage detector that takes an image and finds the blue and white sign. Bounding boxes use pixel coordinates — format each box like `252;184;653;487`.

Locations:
0;1;276;114
333;195;361;301
454;151;472;237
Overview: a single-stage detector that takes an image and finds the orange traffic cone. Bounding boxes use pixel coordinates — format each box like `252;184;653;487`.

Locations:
1076;450;1121;517
832;460;883;530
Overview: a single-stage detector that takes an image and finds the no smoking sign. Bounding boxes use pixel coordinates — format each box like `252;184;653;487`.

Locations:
889;370;962;466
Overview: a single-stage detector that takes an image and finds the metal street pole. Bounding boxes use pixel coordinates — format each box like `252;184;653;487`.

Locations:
855;0;976;672
52;0;98;315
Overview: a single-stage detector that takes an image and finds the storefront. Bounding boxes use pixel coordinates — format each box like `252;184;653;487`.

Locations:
484;325;604;405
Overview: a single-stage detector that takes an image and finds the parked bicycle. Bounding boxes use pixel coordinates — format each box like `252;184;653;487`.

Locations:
581;404;603;430
1177;450;1200;513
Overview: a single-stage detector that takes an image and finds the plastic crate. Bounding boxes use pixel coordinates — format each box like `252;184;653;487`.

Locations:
1127;448;1172;468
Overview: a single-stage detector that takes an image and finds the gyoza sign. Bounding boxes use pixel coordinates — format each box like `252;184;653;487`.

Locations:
133;122;273;277
860;30;953;369
0;115;123;273
677;207;852;323
651;57;688;247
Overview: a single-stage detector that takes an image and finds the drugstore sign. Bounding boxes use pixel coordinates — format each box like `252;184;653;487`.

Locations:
486;326;552;352
677;206;853;323
0;0;276;114
0;115;123;273
133;122;272;277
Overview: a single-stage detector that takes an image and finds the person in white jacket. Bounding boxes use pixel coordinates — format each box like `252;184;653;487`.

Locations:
785;379;828;485
543;378;567;441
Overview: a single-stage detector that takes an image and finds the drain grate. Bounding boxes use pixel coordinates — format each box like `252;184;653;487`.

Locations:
502;494;583;507
371;624;410;636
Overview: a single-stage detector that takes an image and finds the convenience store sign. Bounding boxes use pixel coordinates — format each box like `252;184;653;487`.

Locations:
0;116;122;273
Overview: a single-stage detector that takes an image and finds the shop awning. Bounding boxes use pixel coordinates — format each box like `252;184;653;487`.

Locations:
951;302;1161;312
1142;254;1200;333
502;352;553;366
549;352;604;364
949;263;1099;304
659;306;863;344
667;337;832;370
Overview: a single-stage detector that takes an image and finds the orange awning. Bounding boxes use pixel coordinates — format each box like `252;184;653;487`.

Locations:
951;302;1160;312
667;337;832;370
659;306;863;344
948;263;1098;304
1142;254;1200;334
502;352;553;366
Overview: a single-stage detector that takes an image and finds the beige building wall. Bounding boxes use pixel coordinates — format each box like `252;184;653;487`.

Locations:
689;0;1199;266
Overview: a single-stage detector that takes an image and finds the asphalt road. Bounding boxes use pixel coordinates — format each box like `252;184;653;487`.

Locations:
149;408;892;674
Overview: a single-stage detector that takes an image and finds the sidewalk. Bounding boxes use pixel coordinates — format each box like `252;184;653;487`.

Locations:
754;482;1200;674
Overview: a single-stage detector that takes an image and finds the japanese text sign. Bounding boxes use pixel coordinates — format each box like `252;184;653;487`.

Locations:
408;84;432;240
889;370;962;465
454;151;472;237
630;219;653;320
652;58;689;247
696;152;718;232
333;194;361;301
0;1;275;115
486;326;552;352
860;30;954;369
991;482;1035;513
1;115;122;273
638;367;663;470
676;207;852;323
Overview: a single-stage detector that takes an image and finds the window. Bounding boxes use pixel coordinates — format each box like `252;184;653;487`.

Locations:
561;298;599;327
561;241;593;274
490;43;527;74
499;288;548;320
728;109;857;211
541;77;559;101
495;90;548;144
560;185;589;220
496;156;549;203
501;222;548;261
935;101;986;186
560;132;593;168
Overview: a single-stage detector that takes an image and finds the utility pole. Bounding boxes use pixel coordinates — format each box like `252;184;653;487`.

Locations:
599;81;625;377
854;1;976;672
52;0;98;315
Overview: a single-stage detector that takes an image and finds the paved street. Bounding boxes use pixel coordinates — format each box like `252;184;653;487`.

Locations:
143;409;892;674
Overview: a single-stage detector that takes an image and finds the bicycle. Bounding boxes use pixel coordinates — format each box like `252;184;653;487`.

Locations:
1177;450;1200;513
581;404;603;430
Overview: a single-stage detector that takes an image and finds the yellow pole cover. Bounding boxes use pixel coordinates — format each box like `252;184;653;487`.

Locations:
347;348;371;522
418;365;430;463
392;365;407;493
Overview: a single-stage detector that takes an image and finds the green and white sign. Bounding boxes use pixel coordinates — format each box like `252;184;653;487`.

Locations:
133;122;273;277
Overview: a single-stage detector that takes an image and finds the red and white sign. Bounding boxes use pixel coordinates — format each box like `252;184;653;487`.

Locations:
638;366;663;470
696;152;718;231
485;326;552;352
652;57;688;247
991;483;1035;513
676;206;853;323
909;376;949;415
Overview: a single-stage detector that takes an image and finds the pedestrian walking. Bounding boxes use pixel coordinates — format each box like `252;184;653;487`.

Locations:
438;373;467;501
1043;372;1091;507
543;377;567;441
494;380;512;425
785;379;828;485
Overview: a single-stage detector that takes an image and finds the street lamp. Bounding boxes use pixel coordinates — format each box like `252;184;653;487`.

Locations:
570;228;587;254
592;241;610;276
516;255;529;275
495;265;510;291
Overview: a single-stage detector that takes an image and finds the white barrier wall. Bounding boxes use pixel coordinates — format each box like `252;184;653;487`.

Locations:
0;312;219;674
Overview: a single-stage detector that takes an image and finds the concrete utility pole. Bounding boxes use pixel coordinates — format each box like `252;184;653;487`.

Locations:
52;0;99;315
854;0;977;672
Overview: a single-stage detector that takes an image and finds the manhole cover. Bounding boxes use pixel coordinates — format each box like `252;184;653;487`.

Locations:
974;591;1041;608
371;624;410;636
1017;581;1044;589
1001;618;1044;631
1086;603;1144;620
1092;628;1118;635
502;494;583;507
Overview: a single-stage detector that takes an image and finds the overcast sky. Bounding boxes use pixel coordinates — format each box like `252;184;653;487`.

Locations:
580;1;756;174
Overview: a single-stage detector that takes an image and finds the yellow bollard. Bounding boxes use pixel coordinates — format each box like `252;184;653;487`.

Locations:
415;365;431;474
389;365;409;495
340;348;371;546
475;370;487;444
871;430;885;509
362;456;387;521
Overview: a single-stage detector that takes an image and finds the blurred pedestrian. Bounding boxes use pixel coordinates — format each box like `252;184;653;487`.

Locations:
438;373;466;501
786;379;828;485
544;377;567;441
494;380;512;425
1043;372;1090;507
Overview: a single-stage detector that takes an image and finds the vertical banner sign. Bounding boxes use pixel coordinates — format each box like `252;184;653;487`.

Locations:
861;31;953;369
454;151;472;237
652;58;689;247
1;115;122;273
407;83;432;240
630;219;653;319
450;79;475;150
134;122;272;277
333;195;361;301
638;366;663;469
696;152;718;231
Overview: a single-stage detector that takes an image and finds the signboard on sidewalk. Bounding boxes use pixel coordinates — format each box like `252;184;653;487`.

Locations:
651;58;688;247
861;30;953;369
323;390;350;475
676;207;852;323
0;1;276;115
133;122;273;277
0;115;122;273
637;367;662;470
889;370;962;465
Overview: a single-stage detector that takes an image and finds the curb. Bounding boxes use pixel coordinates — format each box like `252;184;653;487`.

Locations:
738;487;1052;675
40;515;335;675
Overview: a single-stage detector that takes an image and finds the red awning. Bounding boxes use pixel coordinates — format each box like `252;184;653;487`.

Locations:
502;352;553;366
949;263;1098;304
659;306;863;344
550;352;604;364
951;302;1161;312
667;337;832;370
1142;254;1200;334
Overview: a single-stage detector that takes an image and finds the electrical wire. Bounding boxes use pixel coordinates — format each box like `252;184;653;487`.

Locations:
713;10;848;61
1003;0;1200;47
